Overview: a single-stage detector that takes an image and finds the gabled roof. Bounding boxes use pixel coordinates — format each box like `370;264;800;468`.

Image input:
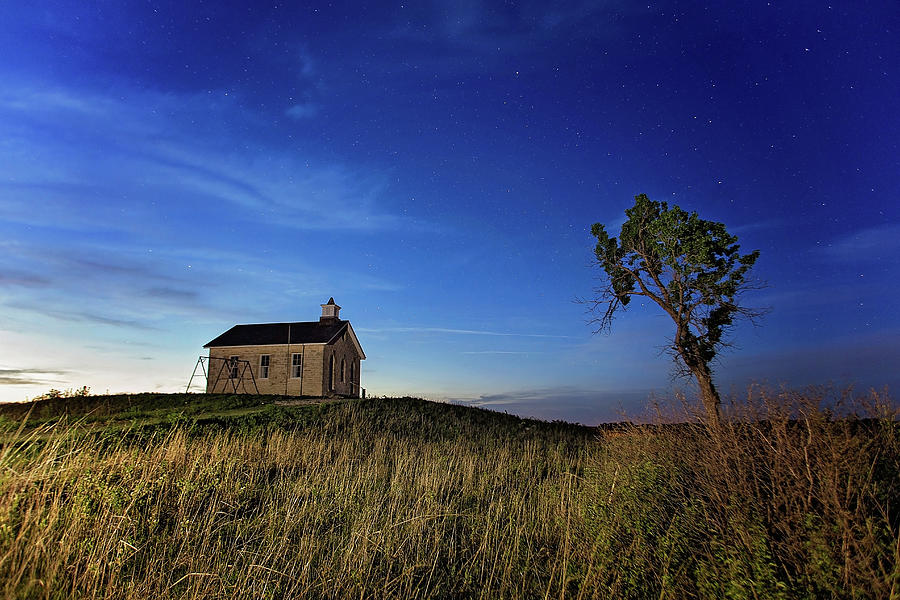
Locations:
205;320;347;348
204;320;366;359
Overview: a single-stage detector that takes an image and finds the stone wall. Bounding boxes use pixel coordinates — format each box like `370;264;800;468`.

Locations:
206;343;325;396
319;329;362;397
206;339;361;398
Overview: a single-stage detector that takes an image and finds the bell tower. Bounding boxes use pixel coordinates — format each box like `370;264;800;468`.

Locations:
320;297;341;322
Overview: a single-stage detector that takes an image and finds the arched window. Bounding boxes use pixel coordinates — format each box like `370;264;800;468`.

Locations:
328;355;335;391
340;358;346;383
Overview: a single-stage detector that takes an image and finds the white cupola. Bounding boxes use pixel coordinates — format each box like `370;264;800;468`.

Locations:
320;297;341;322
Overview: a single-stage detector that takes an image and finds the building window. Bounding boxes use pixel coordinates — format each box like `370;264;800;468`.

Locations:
259;355;270;379
329;355;335;390
340;358;346;383
291;353;302;378
350;362;355;384
229;356;239;379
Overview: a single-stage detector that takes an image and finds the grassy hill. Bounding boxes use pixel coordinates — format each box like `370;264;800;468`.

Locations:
0;392;596;442
0;391;897;599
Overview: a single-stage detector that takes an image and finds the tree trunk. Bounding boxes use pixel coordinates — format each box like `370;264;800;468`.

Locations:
676;339;722;427
692;364;721;428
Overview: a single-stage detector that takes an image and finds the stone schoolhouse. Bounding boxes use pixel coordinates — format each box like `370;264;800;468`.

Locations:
203;298;365;397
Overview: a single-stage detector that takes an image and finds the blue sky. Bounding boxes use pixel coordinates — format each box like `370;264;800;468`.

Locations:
0;1;898;423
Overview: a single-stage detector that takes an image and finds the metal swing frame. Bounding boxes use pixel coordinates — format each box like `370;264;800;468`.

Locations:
186;355;260;394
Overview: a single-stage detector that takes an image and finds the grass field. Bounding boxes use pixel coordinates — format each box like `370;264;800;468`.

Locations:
0;390;897;599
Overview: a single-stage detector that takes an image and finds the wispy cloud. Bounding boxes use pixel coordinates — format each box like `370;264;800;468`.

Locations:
0;231;402;341
820;223;900;262
286;102;318;119
145;287;199;301
0;242;225;331
0;79;413;357
461;350;543;355
0;367;68;386
0;83;403;233
731;218;788;234
297;48;316;80
358;326;571;338
450;386;657;424
4;302;160;331
0;272;51;287
285;49;323;119
392;0;645;50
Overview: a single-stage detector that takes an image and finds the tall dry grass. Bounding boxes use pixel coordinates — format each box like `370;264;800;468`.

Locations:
0;390;897;599
587;386;899;599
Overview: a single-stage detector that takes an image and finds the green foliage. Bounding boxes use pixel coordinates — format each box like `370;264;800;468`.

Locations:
591;194;760;355
31;385;91;401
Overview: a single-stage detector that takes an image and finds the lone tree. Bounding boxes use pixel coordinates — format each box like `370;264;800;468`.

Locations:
588;194;762;424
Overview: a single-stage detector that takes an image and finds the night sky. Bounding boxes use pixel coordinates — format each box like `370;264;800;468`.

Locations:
1;1;897;423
